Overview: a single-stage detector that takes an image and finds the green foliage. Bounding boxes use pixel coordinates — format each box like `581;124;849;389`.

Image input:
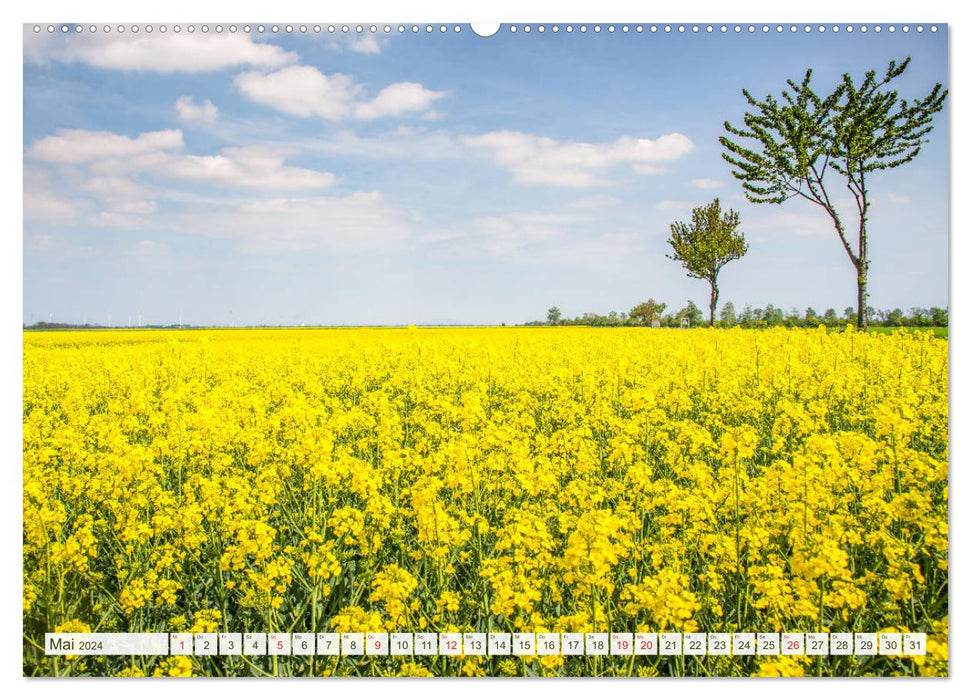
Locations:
667;198;748;325
719;301;737;327
630;299;667;326
676;300;705;327
720;57;947;329
529;304;945;331
762;304;785;327
547;306;561;326
667;199;748;284
930;307;949;327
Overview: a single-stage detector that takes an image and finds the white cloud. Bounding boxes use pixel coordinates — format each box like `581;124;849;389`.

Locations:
421;208;595;258
23;233;97;259
568;194;621;209
89;203;158;229
27;138;410;251
347;34;384;55
747;198;872;241
421;207;646;264
236;66;445;121
886;192;912;205
25;128;409;253
462;130;694;187
112;200;157;215
134;240;170;255
24;30;296;72
456;213;572;256
543;231;647;265
235;66;362;119
322;33;387;55
746;211;834;238
692;178;724;189
632;164;665;175
23;188;91;223
24;233;57;252
654;200;694;211
27;129;183;164
300;128;460;161
175;96;219;123
80;175;153;201
178;192;413;253
23;168;93;223
354;82;446;120
27;128;337;193
163;146;338;190
79;177;159;228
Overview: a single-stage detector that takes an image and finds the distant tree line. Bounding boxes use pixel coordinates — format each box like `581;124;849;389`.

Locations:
24;322;194;330
530;302;947;329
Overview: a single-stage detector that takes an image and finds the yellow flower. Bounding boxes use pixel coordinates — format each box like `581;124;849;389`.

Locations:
752;657;807;677
115;666;145;677
189;609;222;633
153;657;193;677
397;661;434;677
53;619;90;634
497;659;519;676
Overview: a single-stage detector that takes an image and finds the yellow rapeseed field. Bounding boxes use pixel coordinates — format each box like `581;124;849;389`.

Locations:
22;327;948;677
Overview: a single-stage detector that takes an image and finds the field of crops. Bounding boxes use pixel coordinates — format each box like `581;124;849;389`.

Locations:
22;327;948;677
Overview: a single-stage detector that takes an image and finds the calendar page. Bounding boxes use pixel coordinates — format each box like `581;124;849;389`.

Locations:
22;17;948;679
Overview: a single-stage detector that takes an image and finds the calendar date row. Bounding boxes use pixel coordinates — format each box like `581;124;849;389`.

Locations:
46;631;926;657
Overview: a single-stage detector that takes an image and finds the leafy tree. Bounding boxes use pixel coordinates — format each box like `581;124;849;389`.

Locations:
763;304;785;326
887;308;904;326
719;301;737;327
676;300;704;327
720;57;947;329
667;198;748;325
804;307;819;325
910;307;928;326
739;304;756;326
930;307;948;327
824;308;839;325
843;307;856;321
630;299;667;326
547;306;561;326
785;307;802;327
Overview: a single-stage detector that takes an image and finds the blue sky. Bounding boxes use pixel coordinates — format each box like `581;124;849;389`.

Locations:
23;24;949;326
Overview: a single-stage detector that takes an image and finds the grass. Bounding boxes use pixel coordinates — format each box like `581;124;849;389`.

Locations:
866;326;948;339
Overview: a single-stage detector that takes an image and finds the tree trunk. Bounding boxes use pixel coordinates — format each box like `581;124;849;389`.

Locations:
709;281;719;327
856;195;869;330
856;260;868;330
